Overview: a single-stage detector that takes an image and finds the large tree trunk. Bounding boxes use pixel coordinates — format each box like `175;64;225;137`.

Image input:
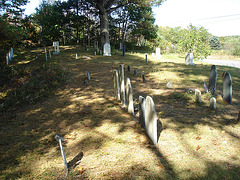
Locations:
99;12;110;47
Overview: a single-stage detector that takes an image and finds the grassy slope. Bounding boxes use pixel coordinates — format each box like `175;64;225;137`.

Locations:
0;46;239;179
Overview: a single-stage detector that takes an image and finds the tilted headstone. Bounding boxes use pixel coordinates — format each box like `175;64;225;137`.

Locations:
119;65;126;105
185;53;194;65
223;72;232;104
139;96;146;128
103;43;111;56
195;89;201;103
126;78;134;115
134;69;137;76
113;69;120;101
86;71;91;80
208;65;217;95
210;97;216;110
145;96;158;144
156;48;161;59
146;53;148;63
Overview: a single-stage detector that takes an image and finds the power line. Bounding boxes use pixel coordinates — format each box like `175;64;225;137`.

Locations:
195;14;240;21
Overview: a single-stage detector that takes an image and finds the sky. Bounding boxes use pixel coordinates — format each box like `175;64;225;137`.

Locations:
23;0;240;37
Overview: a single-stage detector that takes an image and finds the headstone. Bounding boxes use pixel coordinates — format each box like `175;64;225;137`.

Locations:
86;71;91;80
208;65;217;95
210;97;216;109
166;81;173;88
94;51;96;56
76;53;78;59
139;96;146;128
126;78;134;115
195;89;201;103
120;42;123;50
113;69;120;101
49;50;52;58
146;53;148;63
134;69;137;76
145;96;158;144
53;41;60;55
185;53;194;65
223;72;232;104
127;65;130;72
6;53;9;65
152;53;155;57
119;65;126;105
10;48;13;60
44;47;48;61
156;48;161;59
142;73;146;82
103;43;111;56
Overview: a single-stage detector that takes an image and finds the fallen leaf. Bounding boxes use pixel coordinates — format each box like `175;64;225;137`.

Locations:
77;167;84;174
196;145;200;151
158;164;164;169
196;136;201;140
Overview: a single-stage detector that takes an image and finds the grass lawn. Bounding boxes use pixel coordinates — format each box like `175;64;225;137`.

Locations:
0;46;239;179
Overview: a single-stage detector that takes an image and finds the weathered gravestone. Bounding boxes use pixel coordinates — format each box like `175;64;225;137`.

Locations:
119;65;126;105
126;78;134;115
103;43;111;56
146;53;148;63
6;53;9;65
195;89;201;103
113;69;120;101
53;41;60;55
86;71;91;80
210;97;216;110
185;53;194;65
139;96;146;128
156;48;161;59
127;65;130;72
145;96;159;144
223;72;232;104
208;65;217;95
142;73;146;82
134;69;137;76
122;45;126;57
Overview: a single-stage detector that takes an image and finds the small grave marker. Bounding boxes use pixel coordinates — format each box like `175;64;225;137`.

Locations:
53;41;60;55
185;53;194;65
127;65;130;72
156;48;161;59
195;89;201;103
146;53;148;63
44;47;48;61
134;69;137;76
210;97;216;110
142;72;146;82
86;71;91;80
223;72;232;104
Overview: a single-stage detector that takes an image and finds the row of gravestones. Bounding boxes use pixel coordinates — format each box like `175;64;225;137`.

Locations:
6;47;13;65
208;65;232;104
44;41;60;61
113;65;161;145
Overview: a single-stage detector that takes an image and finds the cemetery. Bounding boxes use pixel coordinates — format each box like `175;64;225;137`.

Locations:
1;0;240;179
0;45;239;179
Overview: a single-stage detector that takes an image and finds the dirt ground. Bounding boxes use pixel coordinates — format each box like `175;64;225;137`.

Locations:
0;46;239;179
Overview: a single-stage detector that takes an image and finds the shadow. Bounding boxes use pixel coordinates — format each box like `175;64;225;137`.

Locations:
67;152;83;170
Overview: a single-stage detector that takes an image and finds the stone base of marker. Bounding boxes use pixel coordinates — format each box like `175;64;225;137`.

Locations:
195;89;201;103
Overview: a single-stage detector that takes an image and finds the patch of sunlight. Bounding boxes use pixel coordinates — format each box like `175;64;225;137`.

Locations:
17;60;31;64
25;108;42;116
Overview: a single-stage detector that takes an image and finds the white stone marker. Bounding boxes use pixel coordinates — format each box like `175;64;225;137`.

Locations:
195;89;201;103
86;71;91;80
210;97;216;109
113;69;120;101
6;53;9;65
103;43;111;56
53;41;60;55
156;48;161;59
76;53;78;59
145;96;158;144
126;78;134;115
185;53;194;65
